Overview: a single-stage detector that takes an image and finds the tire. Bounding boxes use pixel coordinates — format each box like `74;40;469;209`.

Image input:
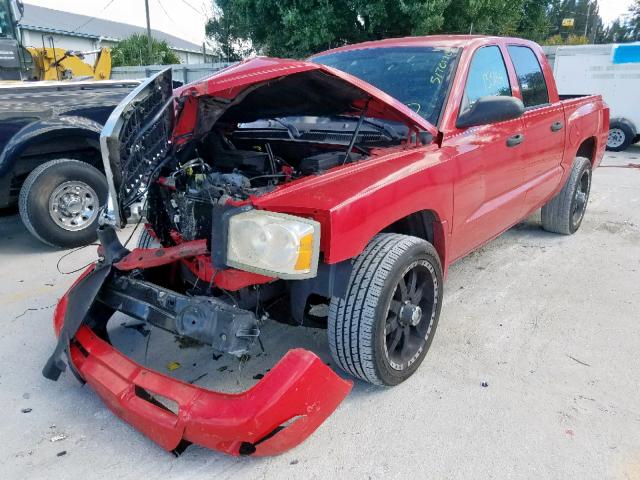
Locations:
328;233;443;386
137;228;161;248
19;159;108;248
541;156;591;235
606;120;635;152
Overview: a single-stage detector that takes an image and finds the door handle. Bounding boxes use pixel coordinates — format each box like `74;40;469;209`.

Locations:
550;121;564;132
506;133;524;147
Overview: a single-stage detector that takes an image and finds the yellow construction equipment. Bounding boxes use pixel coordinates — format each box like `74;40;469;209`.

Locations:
26;46;112;81
0;0;112;81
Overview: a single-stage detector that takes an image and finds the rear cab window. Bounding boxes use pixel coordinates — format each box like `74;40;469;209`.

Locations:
460;45;512;115
507;45;549;108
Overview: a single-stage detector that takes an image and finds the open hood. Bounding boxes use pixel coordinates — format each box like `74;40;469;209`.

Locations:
101;58;439;226
173;57;438;141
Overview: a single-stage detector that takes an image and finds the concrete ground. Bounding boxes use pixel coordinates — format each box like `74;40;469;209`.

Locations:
1;147;639;480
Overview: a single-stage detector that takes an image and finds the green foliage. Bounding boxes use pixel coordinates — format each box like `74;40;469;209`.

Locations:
599;0;639;44
546;0;603;42
111;34;181;67
206;0;452;59
437;0;550;42
543;33;587;45
207;0;628;59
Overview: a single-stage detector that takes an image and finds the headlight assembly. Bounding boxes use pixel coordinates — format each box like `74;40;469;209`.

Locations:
227;210;320;279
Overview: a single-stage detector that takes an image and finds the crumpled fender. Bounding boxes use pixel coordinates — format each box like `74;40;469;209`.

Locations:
45;248;352;456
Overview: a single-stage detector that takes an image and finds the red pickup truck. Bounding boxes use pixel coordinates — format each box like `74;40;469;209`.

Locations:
43;36;609;456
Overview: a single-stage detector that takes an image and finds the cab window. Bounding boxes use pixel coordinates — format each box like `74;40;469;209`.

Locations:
461;46;511;114
507;45;549;108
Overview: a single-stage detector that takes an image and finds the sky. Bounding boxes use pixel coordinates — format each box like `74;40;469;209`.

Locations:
599;0;635;24
24;0;212;46
24;0;636;47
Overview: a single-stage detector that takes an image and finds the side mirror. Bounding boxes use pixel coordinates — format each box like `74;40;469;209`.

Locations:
16;1;25;16
456;96;524;129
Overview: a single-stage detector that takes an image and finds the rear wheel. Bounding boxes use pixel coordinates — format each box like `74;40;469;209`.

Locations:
328;233;443;386
541;156;591;235
19;159;107;248
606;120;635;152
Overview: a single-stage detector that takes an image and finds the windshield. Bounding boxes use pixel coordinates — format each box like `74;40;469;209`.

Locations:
312;46;459;126
0;0;15;39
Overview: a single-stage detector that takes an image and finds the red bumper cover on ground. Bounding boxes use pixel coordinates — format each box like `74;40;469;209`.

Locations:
54;268;352;456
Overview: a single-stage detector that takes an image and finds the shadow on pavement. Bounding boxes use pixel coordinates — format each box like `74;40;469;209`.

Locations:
0;213;64;256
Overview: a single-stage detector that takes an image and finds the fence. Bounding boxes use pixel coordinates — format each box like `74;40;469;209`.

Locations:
110;62;234;84
112;50;563;83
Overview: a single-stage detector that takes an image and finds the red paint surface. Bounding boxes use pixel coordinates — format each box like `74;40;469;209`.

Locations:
114;236;274;291
55;35;609;457
54;276;352;456
170;36;607;273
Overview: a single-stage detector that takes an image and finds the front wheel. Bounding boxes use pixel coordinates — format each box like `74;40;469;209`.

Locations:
18;159;108;248
328;234;443;386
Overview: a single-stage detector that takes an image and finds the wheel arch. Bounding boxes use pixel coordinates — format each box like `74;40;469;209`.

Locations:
575;136;597;165
379;208;448;270
2;117;105;204
290;208;449;325
1;116;104;177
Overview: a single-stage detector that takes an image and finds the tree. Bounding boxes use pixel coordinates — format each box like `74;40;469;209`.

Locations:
207;0;453;58
207;0;560;58
628;0;640;40
205;2;252;61
545;0;604;43
111;34;181;67
601;19;631;43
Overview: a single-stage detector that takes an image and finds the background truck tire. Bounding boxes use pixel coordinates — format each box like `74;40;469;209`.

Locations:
19;159;108;248
328;233;443;386
541;156;591;235
606;119;635;152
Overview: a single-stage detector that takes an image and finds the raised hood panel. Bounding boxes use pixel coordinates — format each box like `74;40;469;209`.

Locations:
174;57;438;139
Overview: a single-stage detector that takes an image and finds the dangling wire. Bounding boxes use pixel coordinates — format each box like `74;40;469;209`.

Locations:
56;243;100;275
122;196;149;248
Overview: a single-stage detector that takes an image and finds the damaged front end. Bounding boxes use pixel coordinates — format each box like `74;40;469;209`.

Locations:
41;67;357;456
43;60;432;455
42;224;351;456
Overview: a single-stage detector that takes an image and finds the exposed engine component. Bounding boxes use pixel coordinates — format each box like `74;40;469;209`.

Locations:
145;114;410;244
164;159;256;241
299;151;363;175
214;149;272;176
157;138;372;241
99;275;260;356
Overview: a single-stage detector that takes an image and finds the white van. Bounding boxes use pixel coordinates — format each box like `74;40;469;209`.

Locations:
553;43;640;151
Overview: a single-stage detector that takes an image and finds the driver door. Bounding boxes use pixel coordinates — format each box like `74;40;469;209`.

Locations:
445;45;527;261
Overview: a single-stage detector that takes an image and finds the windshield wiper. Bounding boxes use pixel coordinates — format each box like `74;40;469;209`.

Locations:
272;117;302;139
337;115;402;140
344;102;369;165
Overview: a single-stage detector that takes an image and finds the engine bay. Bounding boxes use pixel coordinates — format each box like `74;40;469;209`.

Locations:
147;115;406;243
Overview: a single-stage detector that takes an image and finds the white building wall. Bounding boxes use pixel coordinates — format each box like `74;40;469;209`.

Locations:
21;28;206;65
21;29;101;63
22;29;98;51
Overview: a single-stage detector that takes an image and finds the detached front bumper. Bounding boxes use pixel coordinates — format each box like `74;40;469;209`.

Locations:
44;229;352;456
68;326;350;456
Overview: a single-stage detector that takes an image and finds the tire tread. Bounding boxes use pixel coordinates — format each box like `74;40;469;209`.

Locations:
328;233;432;385
541;156;590;235
18;159;105;247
